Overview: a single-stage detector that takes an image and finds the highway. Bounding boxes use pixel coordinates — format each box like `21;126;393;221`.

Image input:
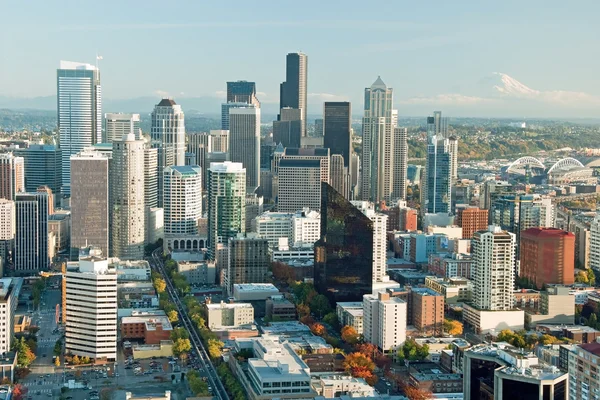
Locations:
150;249;230;400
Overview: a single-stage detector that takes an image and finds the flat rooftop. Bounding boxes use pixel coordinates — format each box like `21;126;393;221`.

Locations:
233;283;279;292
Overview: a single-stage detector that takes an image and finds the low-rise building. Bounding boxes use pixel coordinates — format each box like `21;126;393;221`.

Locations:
514;289;541;310
408;362;463;395
265;295;296;321
428;252;473;279
425;276;472;305
313;375;376;398
117;282;159;309
176;259;216;285
525;286;575;328
233;283;280;301
114;259;151;282
336;302;364;335
206;301;254;329
121;310;173;345
411;288;444;336
462;304;524;334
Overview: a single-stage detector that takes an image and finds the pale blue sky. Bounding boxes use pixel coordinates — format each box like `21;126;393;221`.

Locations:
1;0;599;116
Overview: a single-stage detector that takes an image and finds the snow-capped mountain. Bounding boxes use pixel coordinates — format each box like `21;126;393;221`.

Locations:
491;72;540;98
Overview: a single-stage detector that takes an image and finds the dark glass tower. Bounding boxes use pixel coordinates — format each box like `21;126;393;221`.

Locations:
226;81;260;106
279;52;307;137
323;102;351;167
314;182;374;304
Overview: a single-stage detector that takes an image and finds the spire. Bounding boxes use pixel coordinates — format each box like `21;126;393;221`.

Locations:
371;76;387;89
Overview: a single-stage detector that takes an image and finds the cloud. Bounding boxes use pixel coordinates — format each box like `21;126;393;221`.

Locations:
214;90;226;97
308;92;350;102
400;94;495;106
154;90;170;98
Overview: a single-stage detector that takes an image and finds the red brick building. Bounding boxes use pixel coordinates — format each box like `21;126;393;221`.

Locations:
520;228;575;289
121;312;173;344
399;208;418;231
455;206;488;239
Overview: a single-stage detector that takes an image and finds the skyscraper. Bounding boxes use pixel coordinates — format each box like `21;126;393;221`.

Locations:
279;52;307;137
144;146;158;244
187;131;230;192
226;234;269;295
70;149;110;258
361;77;395;203
314;182;374;303
0;153;24;201
111;133;145;260
104;113;141;142
229;106;260;190
163;165;203;252
424;127;453;214
57;61;101;197
226;81;260;106
14;191;48;274
330;154;349;199
393;127;408;202
472;226;516;311
151;99;185;207
324;102;351;167
351;201;389;284
273;108;302;148
14;145;61;201
207;162;246;259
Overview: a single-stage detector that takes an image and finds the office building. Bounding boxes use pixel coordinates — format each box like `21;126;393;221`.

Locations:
520;228;575;289
449;136;459;182
361;77;397;203
14;145;61;201
362;291;407;352
315;183;374;303
70;149;109;258
491;194;555;244
207;162;246;259
120;310;172;345
425;276;472;305
14;192;48;274
273;107;302;148
455;205;489;239
104;113;141;142
399;207;418;231
291;209;320;247
480;180;513;211
428;253;473;280
57;61;101;197
464;343;567;400
253;211;293;249
0;153;24;201
226;234;269;295
111;133;145;260
48;211;70;256
187;130;229;192
65;255;117;361
0;278;22;354
330;154;349;199
163;166;202;251
424;118;453;214
150;99;185;207
411;288;444;336
144;146;158;244
277;147;330;213
323;102;351;167
351;201;389;283
0;200;15;262
206;302;254;329
279;52;308;137
229;106;260;190
226;81;259;106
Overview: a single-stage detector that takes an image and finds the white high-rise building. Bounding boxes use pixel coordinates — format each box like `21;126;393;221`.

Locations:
351;201;389;283
590;214;600;270
0;199;15;240
0;153;25;201
65;254;117;360
229;106;260;190
253;212;293;249
361;77;394;203
0;278;22;354
151;99;185;207
111;133;145;260
472;226;516;311
207;162;246;259
163;166;202;252
291;209;320;248
363;291;407;351
104;113;141;142
57;61;101;197
70;149;110;259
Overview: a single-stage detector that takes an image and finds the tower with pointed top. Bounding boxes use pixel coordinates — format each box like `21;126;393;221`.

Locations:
361;77;400;203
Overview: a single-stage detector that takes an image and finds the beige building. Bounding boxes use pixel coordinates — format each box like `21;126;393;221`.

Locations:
525;286;575;328
206;302;254;329
336;302;364;334
425;276;472;305
363;291;407;352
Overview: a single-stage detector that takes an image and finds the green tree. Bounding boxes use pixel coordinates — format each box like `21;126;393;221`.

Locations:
187;371;209;396
396;339;429;363
207;338;224;360
589;269;596;286
53;339;63;357
15;337;36;367
172;338;192;356
323;312;340;330
310;294;331;319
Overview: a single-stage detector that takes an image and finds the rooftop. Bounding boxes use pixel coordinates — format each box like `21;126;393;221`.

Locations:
206;302;253;310
157;98;176;106
233;283;279;292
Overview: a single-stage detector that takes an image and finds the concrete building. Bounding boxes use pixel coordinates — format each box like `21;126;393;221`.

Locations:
464;343;567;400
265;295;296;321
351;201;389;284
323;102;351;168
425;276;472;305
253;211;293;249
291;209;320;247
229;106;260;190
121;310;172;344
329;154;349;199
363;291;407;352
111;133;145;260
14;192;49;274
336;302;364;335
232;283;280;302
0;200;14;262
411;288;444;336
150;99;185;208
277;148;330;213
520;228;575;289
176;258;216;285
491;194;555;243
393;127;408;201
525;286;575;328
65;255;117;361
568;342;600;400
399;207;418;231
15;145;61;202
57;61;101;196
590;213;600;270
104;113;141;142
163;166;203;252
0;153;24;201
70;149;109;258
206;301;254;329
428;253;473;279
273;107;302;149
207;162;246;259
226;234;269;295
144;146;158;244
456;206;489;239
0;279;22;354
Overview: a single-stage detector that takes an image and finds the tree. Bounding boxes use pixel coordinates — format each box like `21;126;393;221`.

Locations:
351;366;378;385
167;309;179;323
54;357;60;367
343;352;375;373
443;319;464;336
207;338;224;360
12;384;27;400
540;334;559;345
172;338;192;356
187;370;209;396
15;337;36;367
341;326;360;345
310;323;327;337
589;269;596;286
53;339;63;357
401;383;433;400
81;356;91;365
355;343;378;359
153;278;167;293
396;339;428;363
310;294;331;319
296;303;310;318
323;312;340;330
71;355;80;365
576;270;590;284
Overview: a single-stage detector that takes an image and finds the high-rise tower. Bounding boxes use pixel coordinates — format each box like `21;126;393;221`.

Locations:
0;153;24;201
14;191;49;274
104;113;141;142
151;99;185;207
57;61;101;197
324;102;351;167
111;133;145;260
226;81;260;106
279;52;307;137
229;106;260;190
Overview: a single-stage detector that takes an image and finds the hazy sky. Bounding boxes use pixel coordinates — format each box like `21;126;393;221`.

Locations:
2;0;599;116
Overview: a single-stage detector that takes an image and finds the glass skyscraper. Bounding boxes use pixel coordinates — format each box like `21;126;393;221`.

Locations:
314;182;374;304
323;102;351;167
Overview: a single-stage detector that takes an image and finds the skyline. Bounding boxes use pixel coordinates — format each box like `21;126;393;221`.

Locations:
2;0;600;117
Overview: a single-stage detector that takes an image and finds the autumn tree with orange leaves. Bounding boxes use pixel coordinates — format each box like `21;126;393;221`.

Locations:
341;325;360;344
310;323;327;337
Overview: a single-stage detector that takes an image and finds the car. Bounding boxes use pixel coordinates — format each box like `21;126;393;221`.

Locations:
42;354;47;357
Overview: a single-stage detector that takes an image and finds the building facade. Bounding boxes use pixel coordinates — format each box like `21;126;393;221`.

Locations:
0;153;24;201
14;192;48;273
163;166;202;251
15;145;61;202
229;106;260;190
104;113;141;142
279;52;308;137
226;234;269;296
